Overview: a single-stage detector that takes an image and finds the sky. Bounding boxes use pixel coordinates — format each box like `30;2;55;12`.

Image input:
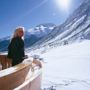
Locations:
0;0;83;38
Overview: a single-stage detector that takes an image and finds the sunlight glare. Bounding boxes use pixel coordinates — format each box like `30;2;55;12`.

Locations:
55;0;71;11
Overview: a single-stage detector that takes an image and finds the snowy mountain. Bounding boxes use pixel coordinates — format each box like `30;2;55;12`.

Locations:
0;23;55;52
24;23;56;48
29;0;90;50
0;36;10;52
25;23;55;38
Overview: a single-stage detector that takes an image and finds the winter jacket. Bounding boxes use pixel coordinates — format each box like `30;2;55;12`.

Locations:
7;37;25;66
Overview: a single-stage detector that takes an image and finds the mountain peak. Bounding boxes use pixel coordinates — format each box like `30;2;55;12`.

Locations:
36;23;56;27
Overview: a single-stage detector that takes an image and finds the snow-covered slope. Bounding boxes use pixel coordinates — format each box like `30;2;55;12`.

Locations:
28;40;90;90
30;0;90;50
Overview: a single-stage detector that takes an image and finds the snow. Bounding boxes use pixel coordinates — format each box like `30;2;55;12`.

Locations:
49;15;86;43
63;17;90;40
48;27;55;30
26;25;55;39
38;40;90;90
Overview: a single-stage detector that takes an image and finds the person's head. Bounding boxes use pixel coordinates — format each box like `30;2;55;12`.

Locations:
13;26;25;39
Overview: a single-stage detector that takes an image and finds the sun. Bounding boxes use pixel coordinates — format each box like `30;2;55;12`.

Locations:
55;0;71;11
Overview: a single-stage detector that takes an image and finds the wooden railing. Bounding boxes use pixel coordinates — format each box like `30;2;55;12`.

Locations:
0;55;42;90
0;55;12;70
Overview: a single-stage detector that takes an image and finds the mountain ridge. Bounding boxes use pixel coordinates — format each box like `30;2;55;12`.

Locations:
0;23;55;52
29;0;90;50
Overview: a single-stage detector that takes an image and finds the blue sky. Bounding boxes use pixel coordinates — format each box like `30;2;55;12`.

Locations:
0;0;83;38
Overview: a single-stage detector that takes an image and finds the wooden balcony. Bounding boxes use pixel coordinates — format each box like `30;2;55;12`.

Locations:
0;55;42;90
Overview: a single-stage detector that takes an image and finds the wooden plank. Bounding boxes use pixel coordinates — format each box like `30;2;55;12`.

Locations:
0;63;31;90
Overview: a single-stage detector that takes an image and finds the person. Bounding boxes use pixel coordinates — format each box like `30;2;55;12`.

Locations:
7;26;25;66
